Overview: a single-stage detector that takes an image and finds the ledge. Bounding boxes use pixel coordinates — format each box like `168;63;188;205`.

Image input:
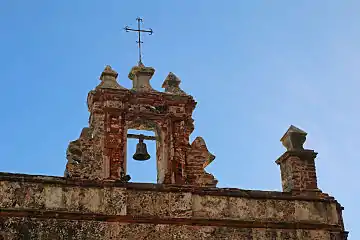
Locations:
0;172;336;202
276;150;318;164
0;171;345;237
0;208;343;231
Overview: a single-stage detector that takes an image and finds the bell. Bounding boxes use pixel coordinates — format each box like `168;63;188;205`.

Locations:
133;138;151;161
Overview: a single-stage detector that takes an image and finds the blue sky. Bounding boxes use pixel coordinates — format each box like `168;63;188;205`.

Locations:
0;0;358;237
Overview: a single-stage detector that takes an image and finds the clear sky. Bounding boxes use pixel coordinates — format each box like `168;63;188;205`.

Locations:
0;0;358;237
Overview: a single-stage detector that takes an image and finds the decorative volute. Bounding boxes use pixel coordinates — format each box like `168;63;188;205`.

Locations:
128;62;156;92
96;65;124;89
162;72;187;95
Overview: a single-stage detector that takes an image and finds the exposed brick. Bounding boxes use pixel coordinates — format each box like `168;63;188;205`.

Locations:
64;66;216;186
1;64;348;239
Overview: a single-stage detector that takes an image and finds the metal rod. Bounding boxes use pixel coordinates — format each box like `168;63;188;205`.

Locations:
127;133;157;141
137;17;142;64
124;17;153;65
125;27;152;33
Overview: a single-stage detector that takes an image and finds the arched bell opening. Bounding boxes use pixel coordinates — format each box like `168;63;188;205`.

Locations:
126;129;156;183
124;119;166;184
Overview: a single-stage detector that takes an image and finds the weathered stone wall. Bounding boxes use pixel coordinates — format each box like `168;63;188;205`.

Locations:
1;66;348;239
0;173;347;239
0;218;341;240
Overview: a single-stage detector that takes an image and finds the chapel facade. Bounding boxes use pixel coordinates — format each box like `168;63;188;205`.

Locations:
0;62;348;239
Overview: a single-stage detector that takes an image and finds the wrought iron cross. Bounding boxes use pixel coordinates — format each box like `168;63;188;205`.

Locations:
124;17;153;65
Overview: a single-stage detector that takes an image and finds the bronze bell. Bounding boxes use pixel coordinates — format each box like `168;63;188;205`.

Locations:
133;138;151;161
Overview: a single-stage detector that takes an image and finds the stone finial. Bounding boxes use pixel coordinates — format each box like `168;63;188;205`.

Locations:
280;125;307;151
97;65;124;89
128;64;155;92
162;72;187;95
276;125;320;193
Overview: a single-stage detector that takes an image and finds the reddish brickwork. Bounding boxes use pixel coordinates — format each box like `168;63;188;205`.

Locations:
0;64;348;239
65;65;217;186
276;150;319;192
276;125;323;195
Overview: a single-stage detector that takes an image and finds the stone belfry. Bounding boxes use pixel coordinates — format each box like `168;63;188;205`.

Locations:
64;17;217;186
64;63;217;186
0;19;348;239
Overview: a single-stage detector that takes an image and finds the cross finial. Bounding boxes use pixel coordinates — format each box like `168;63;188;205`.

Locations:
124;17;153;66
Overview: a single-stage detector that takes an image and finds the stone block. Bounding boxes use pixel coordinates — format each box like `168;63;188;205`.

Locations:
127;190;191;218
62;186;81;212
127;190;170;217
192;195;229;219
168;192;192;218
102;187;127;215
295;200;330;224
44;185;63;209
0;181;45;209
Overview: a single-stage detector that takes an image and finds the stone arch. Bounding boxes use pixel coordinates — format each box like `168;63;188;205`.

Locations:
124;118;169;183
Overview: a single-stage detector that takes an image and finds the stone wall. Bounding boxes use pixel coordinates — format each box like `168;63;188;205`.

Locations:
0;173;347;239
0;219;341;240
1;60;349;239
